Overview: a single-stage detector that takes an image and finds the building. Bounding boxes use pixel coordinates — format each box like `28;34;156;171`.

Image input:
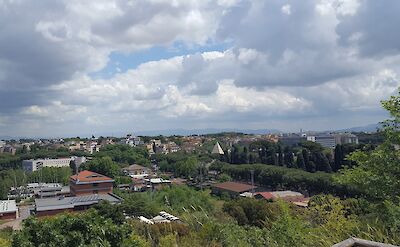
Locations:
123;164;151;178
145;178;171;191
69;170;114;196
0;200;17;220
307;135;336;148
1;146;16;155
121;134;143;147
212;181;257;197
34;193;121;217
167;142;180;153
152;139;162;146
146;144;155;155
254;190;305;202
334;133;359;145
279;135;306;146
22;157;73;172
85;141;100;154
33;185;70;199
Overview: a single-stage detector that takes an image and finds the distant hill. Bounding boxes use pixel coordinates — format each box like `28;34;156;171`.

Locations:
136;128;282;136
336;123;380;133
0;135;14;140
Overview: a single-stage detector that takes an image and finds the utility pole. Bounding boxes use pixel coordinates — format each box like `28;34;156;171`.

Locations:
250;169;255;196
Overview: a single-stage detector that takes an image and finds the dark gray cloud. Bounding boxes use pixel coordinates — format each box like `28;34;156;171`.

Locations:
213;0;364;87
337;0;400;57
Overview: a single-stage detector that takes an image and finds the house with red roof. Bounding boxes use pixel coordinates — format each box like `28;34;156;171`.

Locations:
211;181;257;197
70;170;114;196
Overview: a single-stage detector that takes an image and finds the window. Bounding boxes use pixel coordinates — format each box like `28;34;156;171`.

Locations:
93;183;98;187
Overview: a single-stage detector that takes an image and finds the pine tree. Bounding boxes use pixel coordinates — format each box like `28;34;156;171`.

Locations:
283;146;294;167
296;152;306;170
241;147;249;164
316;152;332;172
334;144;344;171
307;161;316;173
278;145;284;166
302;149;310;168
271;150;279;166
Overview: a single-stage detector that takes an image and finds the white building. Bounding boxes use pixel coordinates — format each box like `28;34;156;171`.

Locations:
307;135;336;149
22;157;73;172
0;200;17;220
307;133;359;149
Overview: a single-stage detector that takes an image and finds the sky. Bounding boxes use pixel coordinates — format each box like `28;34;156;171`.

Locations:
1;0;400;137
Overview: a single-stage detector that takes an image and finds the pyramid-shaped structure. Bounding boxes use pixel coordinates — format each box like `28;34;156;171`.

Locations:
211;142;224;155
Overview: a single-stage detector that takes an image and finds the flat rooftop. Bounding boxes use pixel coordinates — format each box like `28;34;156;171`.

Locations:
35;194;121;212
0;200;17;213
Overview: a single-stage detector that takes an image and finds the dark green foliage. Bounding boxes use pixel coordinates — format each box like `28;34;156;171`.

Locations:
93;200;125;224
219;164;349;196
296;152;306;170
283;147;294;168
336;90;400;202
82;156;120;178
278;145;284;166
12;210;130;247
175;157;199;178
223;198;280;227
95;144;150;165
120;192;160;218
334;144;344;171
315;152;332;172
306;160;316;173
28;167;72;185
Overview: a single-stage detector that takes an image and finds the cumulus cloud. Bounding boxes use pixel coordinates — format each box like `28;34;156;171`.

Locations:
337;0;400;57
1;0;400;137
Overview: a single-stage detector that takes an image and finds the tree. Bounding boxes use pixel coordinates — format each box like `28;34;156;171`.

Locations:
336;90;400;201
333;144;344;171
93;200;125;224
278;145;284;166
12;210;129;247
175;157;199;178
241;147;249;164
315;152;332;173
302;149;310;168
85;156;120;178
223;198;277;227
296;152;306;170
306;161;316;173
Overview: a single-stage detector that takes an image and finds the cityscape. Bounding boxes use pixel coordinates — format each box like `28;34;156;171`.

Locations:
1;1;400;247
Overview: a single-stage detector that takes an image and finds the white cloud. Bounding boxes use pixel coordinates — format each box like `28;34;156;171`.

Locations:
281;4;291;15
1;0;400;137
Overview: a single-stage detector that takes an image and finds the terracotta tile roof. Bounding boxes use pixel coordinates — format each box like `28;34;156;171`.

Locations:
212;181;257;193
255;192;274;200
70;170;113;183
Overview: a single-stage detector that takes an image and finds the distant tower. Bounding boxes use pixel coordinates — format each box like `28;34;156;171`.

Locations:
211;142;224;155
